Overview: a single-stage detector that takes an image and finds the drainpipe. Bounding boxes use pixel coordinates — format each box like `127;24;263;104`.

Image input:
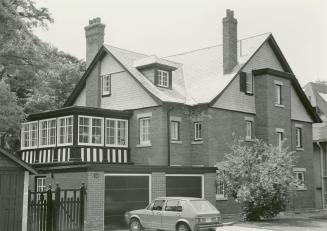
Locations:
167;104;177;166
316;141;325;209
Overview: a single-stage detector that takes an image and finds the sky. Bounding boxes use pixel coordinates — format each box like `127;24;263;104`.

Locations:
34;0;327;85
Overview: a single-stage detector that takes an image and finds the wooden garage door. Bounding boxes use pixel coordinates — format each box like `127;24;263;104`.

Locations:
104;175;150;229
0;171;24;231
166;175;202;198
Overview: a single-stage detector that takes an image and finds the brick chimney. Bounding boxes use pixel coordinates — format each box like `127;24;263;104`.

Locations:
223;9;238;74
84;17;105;67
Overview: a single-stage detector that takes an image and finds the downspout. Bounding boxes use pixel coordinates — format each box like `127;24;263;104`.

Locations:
167;104;177;166
316;141;325;209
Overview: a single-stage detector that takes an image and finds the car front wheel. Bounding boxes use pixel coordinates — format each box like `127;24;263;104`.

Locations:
129;218;142;231
177;223;190;231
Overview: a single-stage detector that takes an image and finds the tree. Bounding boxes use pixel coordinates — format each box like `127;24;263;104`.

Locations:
217;138;298;221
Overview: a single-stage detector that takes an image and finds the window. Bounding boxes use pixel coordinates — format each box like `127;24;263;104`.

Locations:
157;69;169;88
21;121;38;149
277;131;284;147
152;199;165;211
246;73;253;94
39;119;56;147
296;127;302;148
171;121;180;141
102;74;111;96
165;200;181;212
245;121;252;140
294;171;305;189
105;118;128;147
275;84;282;105
78;116;103;145
140;118;151;145
216;180;226;200
194;122;202;140
58;116;73;146
36;177;46;192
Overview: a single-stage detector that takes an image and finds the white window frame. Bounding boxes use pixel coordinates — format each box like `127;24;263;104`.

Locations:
275;84;282;105
276;128;284;148
296;127;302;148
102;74;111;96
246;73;253;94
39;118;57;148
170;121;180;141
157;69;169;88
216;180;227;200
245;121;252;140
57;116;74;146
78;115;104;146
194;122;202;141
21;121;38;150
105;118;128;147
294;170;306;189
139;117;151;145
36;177;46;192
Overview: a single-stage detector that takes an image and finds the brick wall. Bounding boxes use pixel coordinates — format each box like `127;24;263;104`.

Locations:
151;172;166;200
204;173;217;206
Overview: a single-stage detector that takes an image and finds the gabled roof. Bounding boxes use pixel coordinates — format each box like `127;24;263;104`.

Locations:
0;148;37;174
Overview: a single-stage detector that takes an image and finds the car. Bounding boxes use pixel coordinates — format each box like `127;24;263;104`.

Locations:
125;197;223;231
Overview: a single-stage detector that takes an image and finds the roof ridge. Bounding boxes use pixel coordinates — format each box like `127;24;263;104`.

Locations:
164;32;272;58
104;44;148;56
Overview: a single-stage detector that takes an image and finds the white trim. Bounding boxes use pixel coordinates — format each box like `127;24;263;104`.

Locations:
137;112;152;119
194;122;202;141
245;120;253;141
101;74;111;95
246;73;254;94
192;141;203;145
38;118;57;148
136;143;152;148
275;128;285;133
293;167;306;172
22;171;29;231
57;115;74;147
170;116;181;122
171;140;182;144
78;115;104;146
275;104;285;108
21;121;38;150
274;80;284;85
139;117;151;145
105;118;128;148
244;116;254;122
165;174;204;199
104;173;152;202
157;69;169;88
295;123;303;128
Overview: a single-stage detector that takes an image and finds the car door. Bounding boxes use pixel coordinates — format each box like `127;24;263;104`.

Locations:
143;199;165;229
161;199;182;230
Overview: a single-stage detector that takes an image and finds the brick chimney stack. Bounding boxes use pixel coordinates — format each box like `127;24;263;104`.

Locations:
223;9;238;74
84;17;105;67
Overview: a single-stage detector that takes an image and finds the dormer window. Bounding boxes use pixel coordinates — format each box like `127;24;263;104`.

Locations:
157;69;169;88
102;74;111;96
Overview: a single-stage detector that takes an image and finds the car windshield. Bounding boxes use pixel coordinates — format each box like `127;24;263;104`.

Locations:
190;200;217;213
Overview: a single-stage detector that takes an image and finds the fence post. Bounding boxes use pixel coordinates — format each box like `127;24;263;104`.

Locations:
46;185;53;231
54;184;61;231
80;183;86;231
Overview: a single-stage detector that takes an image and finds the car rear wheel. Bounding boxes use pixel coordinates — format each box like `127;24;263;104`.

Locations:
129;218;142;231
177;223;190;231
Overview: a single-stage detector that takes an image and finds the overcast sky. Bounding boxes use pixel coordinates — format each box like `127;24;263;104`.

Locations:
34;0;327;85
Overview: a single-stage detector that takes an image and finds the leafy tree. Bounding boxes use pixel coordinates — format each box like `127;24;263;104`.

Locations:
217;138;298;221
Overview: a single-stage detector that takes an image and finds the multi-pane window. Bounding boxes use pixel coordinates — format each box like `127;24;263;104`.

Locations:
105;118;128;147
296;127;302;148
39;119;56;147
277;131;284;147
171;121;180;141
140;118;151;145
58;116;73;146
294;171;305;188
157;70;169;87
21;121;38;149
245;121;252;140
216;180;226;199
36;177;46;192
275;84;282;105
246;74;253;94
102;74;111;96
78;116;103;145
194;122;202;140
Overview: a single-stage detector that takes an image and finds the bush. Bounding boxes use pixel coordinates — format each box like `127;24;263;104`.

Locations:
217;138;298;221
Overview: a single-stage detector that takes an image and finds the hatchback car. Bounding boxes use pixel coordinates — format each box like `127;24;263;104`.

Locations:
125;197;222;231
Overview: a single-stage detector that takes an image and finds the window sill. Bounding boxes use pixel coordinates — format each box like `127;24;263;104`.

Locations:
275;104;285;108
171;140;182;144
192;140;203;145
296;147;304;151
296;187;307;191
136;143;152;148
216;195;228;201
102;93;111;97
245;138;254;142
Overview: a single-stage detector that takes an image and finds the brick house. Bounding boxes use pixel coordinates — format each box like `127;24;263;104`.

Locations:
19;10;321;230
304;82;327;209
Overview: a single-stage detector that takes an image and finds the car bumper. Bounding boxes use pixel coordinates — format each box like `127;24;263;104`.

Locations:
194;222;223;231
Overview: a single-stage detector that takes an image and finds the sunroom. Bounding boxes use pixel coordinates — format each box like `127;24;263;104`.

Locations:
19;106;132;165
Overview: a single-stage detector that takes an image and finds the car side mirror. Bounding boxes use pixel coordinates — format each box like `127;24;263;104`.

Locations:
176;206;182;212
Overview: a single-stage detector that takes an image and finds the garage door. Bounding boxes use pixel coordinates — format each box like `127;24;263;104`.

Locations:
166;175;202;198
104;175;150;229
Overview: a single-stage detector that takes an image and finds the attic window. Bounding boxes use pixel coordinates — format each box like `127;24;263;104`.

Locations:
156;69;170;88
240;72;253;95
102;74;111;96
